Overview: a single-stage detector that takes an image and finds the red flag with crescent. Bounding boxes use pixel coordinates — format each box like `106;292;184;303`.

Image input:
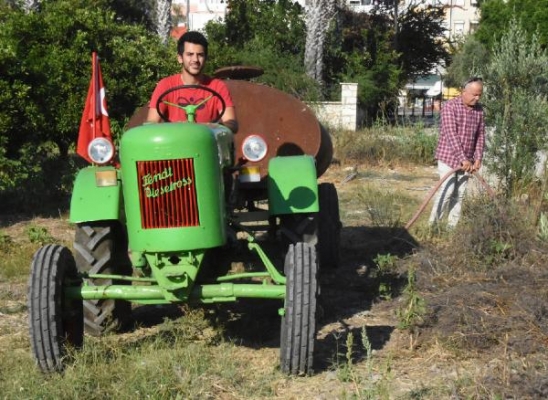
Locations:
77;52;112;163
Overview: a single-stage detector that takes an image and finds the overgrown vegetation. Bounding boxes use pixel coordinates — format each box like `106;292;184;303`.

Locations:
3;123;548;398
3;1;548;397
331;124;437;167
481;21;548;198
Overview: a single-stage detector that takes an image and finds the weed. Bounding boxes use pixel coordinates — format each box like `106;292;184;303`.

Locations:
358;186;408;227
0;231;13;252
453;197;537;270
396;266;426;330
26;225;54;244
374;253;397;300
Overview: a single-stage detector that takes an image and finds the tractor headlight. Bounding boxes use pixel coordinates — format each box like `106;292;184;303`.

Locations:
88;137;115;165
241;135;268;162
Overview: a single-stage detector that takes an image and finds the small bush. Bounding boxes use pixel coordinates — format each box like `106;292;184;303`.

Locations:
357;185;417;228
431;196;539;273
26;225;54;245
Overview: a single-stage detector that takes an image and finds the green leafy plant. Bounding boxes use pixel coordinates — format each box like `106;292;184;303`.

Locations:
0;231;13;253
374;253;397;300
397;266;426;330
26;225;54;245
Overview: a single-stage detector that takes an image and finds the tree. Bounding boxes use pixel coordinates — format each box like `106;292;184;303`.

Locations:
480;21;548;197
322;7;401;122
303;0;337;84
205;0;320;99
476;0;548;49
154;0;172;44
393;2;449;81
444;36;489;88
0;0;177;209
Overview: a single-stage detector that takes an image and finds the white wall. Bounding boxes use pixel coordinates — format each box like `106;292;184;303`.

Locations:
309;83;358;131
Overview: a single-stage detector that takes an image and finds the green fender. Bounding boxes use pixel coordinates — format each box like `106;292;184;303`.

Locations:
69;166;123;223
267;155;319;215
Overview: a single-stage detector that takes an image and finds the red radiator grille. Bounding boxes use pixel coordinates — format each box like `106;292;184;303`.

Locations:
137;159;199;229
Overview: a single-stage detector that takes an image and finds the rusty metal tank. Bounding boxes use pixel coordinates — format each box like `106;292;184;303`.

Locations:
127;67;333;178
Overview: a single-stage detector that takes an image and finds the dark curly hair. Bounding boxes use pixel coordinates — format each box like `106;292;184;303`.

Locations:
177;31;209;57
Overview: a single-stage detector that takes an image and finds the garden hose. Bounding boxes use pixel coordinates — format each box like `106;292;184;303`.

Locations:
404;167;496;230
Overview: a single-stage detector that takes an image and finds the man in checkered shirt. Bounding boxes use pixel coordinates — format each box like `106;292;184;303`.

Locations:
429;77;485;229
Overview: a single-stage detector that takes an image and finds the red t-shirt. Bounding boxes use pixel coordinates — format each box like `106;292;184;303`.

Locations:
149;74;234;123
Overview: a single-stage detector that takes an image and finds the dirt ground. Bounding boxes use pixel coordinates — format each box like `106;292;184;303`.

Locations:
2;164;548;399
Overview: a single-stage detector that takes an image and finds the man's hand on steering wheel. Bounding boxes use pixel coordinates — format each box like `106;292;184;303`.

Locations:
155;84;226;123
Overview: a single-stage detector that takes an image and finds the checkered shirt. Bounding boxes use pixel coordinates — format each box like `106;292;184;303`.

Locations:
434;96;485;169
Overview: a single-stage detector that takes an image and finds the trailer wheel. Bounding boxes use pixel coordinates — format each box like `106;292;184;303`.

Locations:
74;222;132;336
318;183;342;269
280;242;318;375
28;245;83;373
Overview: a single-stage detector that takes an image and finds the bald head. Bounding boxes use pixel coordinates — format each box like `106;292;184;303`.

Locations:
462;79;483;108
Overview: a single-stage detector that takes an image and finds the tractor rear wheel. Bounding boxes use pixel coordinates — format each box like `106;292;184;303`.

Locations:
28;245;83;373
318;183;342;269
280;242;318;375
73;222;132;336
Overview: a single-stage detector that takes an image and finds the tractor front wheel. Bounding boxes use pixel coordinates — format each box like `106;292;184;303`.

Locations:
74;222;132;336
280;242;318;375
28;245;83;373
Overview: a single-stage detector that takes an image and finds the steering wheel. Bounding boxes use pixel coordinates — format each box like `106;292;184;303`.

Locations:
155;84;226;123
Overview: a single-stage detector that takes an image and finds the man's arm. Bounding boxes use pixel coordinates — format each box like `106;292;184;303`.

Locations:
146;107;162;124
220;106;238;133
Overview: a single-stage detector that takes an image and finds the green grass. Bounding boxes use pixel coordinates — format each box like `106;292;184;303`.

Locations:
0;310;280;399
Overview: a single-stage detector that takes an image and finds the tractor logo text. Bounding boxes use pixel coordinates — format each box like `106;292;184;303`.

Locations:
141;167;193;198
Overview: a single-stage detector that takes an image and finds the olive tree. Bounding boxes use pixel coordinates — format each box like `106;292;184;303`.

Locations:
481;21;548;197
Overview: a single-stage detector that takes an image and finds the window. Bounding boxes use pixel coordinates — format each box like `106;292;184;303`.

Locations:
453;21;465;36
469;21;479;34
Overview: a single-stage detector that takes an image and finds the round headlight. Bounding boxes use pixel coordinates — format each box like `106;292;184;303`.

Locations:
241;135;268;162
88;137;115;165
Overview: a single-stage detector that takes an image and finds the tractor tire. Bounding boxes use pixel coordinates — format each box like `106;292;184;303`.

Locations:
280;242;318;375
73;222;132;336
28;244;83;373
279;213;318;251
318;183;342;269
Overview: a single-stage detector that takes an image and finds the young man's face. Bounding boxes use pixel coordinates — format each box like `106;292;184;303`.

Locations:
462;82;483;108
177;42;206;77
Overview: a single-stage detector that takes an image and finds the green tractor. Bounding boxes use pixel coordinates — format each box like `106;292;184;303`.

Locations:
28;70;341;376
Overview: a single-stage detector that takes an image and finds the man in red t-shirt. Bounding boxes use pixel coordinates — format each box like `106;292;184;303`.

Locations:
147;31;238;133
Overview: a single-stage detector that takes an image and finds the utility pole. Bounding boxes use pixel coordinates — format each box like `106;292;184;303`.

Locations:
186;0;190;30
394;0;399;50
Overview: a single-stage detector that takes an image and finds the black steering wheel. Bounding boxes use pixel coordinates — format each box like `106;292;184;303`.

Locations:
155;84;226;123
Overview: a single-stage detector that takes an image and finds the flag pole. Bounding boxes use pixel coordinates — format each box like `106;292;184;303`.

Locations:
92;52;97;140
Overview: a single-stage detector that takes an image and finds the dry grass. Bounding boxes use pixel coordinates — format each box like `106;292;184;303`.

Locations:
2;127;548;398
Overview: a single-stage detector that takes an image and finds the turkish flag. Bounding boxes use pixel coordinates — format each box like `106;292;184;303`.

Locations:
77;52;113;163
